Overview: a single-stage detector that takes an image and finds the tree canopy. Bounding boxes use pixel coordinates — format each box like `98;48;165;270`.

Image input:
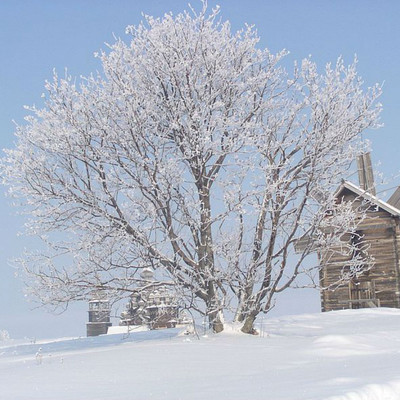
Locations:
1;4;382;333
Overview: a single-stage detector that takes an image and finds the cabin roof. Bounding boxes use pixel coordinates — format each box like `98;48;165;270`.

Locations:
335;180;400;217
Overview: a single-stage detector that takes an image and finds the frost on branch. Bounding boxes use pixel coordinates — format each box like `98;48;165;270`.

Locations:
1;3;382;333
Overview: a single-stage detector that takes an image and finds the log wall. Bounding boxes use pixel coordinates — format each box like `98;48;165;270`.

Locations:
320;189;400;312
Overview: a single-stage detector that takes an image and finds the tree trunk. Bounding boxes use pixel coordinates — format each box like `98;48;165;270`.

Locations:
234;305;247;324
234;291;253;324
240;312;258;334
209;310;224;333
196;181;224;333
206;284;224;333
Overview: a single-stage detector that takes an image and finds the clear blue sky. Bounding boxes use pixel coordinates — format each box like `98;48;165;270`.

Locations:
1;1;399;339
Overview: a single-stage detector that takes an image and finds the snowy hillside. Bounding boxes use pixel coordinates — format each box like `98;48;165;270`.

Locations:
1;309;400;400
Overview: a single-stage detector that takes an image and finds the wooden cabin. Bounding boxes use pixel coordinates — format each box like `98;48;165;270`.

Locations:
320;154;400;312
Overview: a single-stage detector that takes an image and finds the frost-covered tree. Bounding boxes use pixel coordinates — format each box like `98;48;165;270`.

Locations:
1;4;381;333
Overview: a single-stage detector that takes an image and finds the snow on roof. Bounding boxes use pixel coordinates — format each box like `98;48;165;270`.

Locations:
335;180;400;217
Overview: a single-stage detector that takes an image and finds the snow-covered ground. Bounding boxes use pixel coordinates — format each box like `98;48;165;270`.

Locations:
1;308;400;400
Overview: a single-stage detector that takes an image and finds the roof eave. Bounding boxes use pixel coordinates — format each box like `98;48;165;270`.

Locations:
335;180;400;217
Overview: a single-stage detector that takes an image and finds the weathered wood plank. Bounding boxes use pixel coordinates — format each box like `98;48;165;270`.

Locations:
388;186;400;210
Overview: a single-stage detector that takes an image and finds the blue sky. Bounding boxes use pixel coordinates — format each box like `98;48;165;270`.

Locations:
1;1;399;339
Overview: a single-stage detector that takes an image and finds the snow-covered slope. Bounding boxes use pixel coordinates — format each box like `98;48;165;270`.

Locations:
1;308;400;400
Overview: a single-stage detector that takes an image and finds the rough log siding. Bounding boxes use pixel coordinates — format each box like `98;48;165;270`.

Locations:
321;188;400;312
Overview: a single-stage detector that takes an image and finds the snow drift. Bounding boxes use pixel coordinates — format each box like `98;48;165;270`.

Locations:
1;308;400;400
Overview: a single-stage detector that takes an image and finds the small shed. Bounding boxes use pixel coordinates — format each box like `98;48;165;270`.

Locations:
320;154;400;312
